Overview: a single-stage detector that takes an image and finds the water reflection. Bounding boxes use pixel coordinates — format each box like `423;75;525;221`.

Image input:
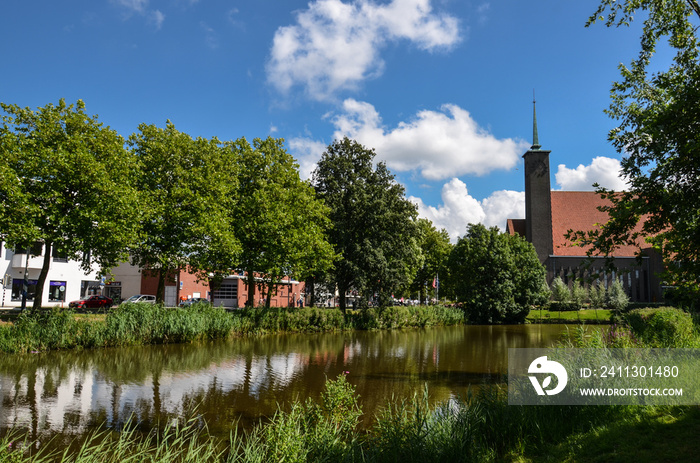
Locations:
0;324;567;439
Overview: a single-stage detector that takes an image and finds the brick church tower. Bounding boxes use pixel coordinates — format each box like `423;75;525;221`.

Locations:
523;99;553;265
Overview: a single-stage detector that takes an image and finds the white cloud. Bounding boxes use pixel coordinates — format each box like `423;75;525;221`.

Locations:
150;10;165;30
330;99;528;180
554;156;628;191
112;0;164;29
410;178;524;242
288;137;328;181
266;0;460;100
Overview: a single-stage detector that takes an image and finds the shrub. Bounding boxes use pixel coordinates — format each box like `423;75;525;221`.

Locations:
550;277;570;304
607;279;630;312
625;307;699;347
589;281;607;309
571;281;588;309
447;224;547;324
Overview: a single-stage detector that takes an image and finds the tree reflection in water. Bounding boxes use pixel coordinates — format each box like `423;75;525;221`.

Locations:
0;324;568;440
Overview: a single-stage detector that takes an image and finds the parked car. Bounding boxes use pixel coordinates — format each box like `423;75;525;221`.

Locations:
69;295;113;309
178;297;211;308
121;294;157;304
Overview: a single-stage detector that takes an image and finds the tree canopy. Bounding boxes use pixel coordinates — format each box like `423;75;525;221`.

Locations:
127;121;240;302
447;224;547;324
313;137;420;311
231;137;335;307
573;1;700;307
411;218;452;304
0;99;140;309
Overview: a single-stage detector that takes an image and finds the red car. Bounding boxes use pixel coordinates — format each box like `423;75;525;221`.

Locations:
69;295;113;309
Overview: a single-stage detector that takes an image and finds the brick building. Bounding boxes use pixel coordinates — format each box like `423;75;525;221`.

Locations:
506;104;663;302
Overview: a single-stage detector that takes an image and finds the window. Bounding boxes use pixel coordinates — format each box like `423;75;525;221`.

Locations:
81;280;101;298
48;281;66;302
14;242;43;256
52;247;68;263
11;279;38;301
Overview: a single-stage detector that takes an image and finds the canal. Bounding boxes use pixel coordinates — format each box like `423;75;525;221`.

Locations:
0;324;569;440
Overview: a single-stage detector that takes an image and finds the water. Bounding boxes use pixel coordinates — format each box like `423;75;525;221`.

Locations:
0;324;568;440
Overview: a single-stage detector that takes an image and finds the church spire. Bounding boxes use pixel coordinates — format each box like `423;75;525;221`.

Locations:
532;92;541;150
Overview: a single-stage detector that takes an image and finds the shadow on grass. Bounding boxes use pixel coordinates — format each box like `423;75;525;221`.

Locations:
525;406;700;463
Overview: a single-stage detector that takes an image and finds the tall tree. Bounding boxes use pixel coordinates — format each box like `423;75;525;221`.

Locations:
128;122;240;302
231;137;334;307
411;219;452;304
313;137;421;312
447;224;547;324
0;99;140;310
572;1;700;307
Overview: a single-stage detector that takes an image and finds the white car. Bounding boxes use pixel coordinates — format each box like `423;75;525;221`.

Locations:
121;294;157;304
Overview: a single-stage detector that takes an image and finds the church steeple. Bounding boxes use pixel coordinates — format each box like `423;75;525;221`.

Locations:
522;94;552;264
532;93;541;150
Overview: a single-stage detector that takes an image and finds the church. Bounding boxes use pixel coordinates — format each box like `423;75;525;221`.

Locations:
506;104;663;302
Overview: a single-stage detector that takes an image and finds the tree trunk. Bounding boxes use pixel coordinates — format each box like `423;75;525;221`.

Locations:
156;268;166;304
265;279;273;308
246;271;256;307
32;242;52;311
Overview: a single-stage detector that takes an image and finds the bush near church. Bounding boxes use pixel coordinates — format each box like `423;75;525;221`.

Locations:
447;224;549;324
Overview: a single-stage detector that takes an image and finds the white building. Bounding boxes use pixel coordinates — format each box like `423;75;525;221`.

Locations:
0;242;101;308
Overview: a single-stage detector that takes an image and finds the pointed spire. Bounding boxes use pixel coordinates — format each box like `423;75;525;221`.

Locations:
532;91;541;150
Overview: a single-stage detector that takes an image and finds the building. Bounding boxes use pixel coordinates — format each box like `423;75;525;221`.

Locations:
506;104;663;302
0;242;101;308
108;262;306;308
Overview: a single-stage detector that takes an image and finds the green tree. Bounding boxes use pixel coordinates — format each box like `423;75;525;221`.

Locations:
411;219;452;305
128;122;240;302
313;137;421;312
574;1;700;308
231;137;334;308
447;224;548;324
0;99;140;310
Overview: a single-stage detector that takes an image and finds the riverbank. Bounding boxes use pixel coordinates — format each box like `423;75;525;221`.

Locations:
2;377;698;462
0;307;697;461
0;303;465;354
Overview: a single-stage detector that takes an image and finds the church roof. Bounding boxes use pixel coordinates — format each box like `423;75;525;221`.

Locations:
550;191;646;257
507;218;526;237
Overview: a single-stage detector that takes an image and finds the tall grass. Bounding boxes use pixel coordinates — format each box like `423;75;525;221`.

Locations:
0;304;465;354
2;306;698;462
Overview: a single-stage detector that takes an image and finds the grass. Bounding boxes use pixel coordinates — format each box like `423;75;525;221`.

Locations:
0;307;698;462
0;303;466;353
527;308;613;324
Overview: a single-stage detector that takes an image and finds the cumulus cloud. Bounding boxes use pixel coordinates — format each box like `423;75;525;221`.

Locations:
267;0;460;100
330;99;528;180
555;156;628;191
410;178;524;242
288;137;328;181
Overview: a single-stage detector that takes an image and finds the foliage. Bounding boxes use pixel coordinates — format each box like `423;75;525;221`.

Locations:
447;224;548;324
0;304;465;353
572;1;700;308
625;307;700;347
589;280;608;309
0;99;140;310
571;281;588;309
313;137;421;311
230;137;335;308
550;277;570;304
607;279;631;312
410;218;452;304
127;122;240;302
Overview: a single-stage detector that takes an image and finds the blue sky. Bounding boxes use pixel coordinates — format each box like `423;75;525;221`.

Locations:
1;1;651;241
